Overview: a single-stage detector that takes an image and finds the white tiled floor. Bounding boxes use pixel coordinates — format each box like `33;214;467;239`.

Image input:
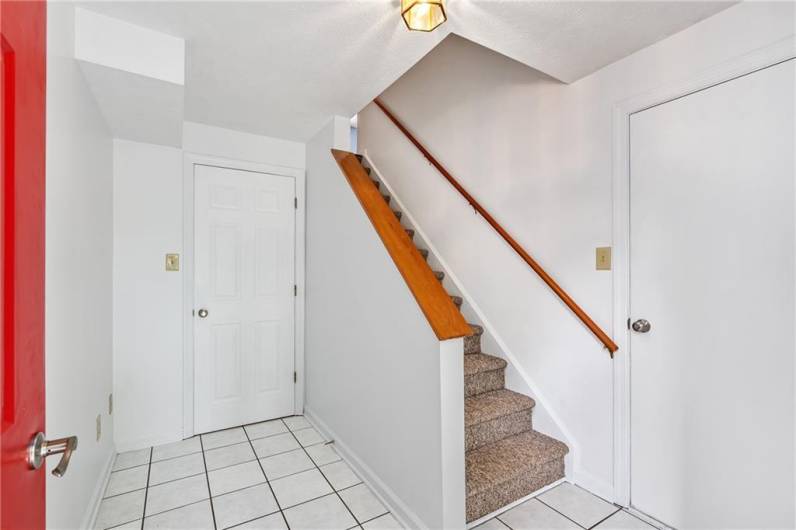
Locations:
475;483;658;530
99;416;655;530
96;416;398;530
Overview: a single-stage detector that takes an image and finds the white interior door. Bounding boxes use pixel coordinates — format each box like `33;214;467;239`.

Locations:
194;164;296;434
629;59;795;529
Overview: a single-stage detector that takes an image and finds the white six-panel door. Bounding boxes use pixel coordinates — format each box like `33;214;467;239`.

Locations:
194;164;295;434
629;60;794;529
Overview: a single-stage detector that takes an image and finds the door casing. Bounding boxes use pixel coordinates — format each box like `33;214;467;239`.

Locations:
610;36;796;512
182;153;305;439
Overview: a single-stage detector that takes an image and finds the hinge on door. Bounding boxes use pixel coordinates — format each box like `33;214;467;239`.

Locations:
294;284;297;296
294;197;298;209
627;318;631;330
294;371;297;383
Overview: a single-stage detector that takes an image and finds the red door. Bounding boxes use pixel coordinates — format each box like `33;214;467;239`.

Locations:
0;1;47;529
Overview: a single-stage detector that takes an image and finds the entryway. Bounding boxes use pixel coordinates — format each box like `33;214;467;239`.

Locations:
192;164;298;435
627;59;795;528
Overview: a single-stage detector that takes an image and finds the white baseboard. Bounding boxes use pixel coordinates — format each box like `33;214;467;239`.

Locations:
465;478;565;529
571;469;615;505
304;407;428;530
81;452;115;530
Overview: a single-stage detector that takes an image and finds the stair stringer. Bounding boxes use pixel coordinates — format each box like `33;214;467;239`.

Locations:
362;151;579;481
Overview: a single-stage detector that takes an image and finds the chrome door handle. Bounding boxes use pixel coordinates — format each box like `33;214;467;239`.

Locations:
631;319;651;333
27;432;78;477
197;308;209;318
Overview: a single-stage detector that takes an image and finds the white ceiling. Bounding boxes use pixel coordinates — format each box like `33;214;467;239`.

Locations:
80;1;734;142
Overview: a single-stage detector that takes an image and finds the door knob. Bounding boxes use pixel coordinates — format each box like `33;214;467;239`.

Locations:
27;433;78;477
632;319;651;333
197;308;209;318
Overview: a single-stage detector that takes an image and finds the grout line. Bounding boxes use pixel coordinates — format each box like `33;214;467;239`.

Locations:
198;436;219;529
145;498;209;521
535;497;589;529
587;507;623;530
284;421;363;526
223;508;282;529
139;447;153;530
243;421;292;530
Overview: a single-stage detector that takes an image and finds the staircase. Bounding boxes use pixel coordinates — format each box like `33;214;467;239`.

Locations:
357;155;569;523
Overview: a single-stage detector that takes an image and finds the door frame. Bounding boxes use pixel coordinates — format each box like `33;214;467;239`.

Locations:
610;36;795;508
182;152;305;438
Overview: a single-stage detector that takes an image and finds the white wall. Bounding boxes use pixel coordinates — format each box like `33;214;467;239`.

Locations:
112;125;305;451
46;3;115;528
113;140;184;449
304;117;464;529
358;2;796;499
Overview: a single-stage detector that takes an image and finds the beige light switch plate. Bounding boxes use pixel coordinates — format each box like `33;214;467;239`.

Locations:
596;247;612;270
166;253;180;271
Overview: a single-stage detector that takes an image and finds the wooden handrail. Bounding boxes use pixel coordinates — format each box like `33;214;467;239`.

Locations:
373;99;619;356
331;149;473;341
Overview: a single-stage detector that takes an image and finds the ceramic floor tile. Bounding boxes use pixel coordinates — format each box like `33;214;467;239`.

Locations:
108;520;142;529
361;513;404;530
208;461;266;497
293;427;324;447
202;427;249;450
270;468;333;508
148;452;205;485
212;483;279;529
145;474;209;517
229;512;288;529
251;433;300;459
143;500;214;529
152;437;202;462
259;448;314;480
105;465;149;497
205;441;256;471
499;498;580;530
593;510;657;529
320;460;360;491
283;494;357;530
338;483;387;523
282;416;311;431
305;443;341;467
113;448;151;471
95;489;146;529
245;420;288;440
538;483;619;528
472;518;509;530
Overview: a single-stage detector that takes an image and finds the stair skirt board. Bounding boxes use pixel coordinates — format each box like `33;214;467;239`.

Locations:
357;152;571;523
465;478;566;529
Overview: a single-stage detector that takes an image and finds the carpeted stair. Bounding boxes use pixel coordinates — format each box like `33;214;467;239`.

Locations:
360;156;569;523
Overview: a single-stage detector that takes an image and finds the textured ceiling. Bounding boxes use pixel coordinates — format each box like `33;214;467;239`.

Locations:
80;1;734;142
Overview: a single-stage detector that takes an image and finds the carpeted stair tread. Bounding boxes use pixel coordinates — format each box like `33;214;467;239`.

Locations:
465;324;484;354
465;389;535;428
464;354;507;377
466;430;569;496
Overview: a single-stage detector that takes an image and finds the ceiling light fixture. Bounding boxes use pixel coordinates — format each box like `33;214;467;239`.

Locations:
401;0;447;32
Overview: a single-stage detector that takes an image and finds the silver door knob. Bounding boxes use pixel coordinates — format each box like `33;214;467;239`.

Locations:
197;308;209;318
27;432;78;477
632;319;651;333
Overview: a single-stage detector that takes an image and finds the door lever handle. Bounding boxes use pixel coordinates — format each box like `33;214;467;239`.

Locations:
27;432;78;477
